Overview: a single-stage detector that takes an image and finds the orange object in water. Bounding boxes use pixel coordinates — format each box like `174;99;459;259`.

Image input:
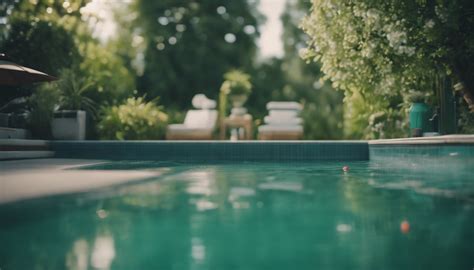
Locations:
400;220;410;233
342;166;349;172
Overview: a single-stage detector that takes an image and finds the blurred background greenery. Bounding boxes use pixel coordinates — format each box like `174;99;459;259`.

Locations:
0;0;472;140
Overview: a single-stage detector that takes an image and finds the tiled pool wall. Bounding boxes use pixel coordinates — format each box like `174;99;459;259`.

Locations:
369;144;474;161
369;143;474;174
49;140;474;162
50;141;369;162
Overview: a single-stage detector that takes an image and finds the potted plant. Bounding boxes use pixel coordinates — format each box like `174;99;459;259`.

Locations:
220;70;252;111
51;69;96;140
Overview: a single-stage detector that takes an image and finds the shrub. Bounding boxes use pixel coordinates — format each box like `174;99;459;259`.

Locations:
301;0;474;138
28;83;60;139
97;97;168;140
79;42;135;105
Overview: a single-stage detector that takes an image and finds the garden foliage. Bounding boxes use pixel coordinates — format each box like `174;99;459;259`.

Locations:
0;0;136;138
128;0;262;107
55;69;96;113
0;19;81;105
281;0;344;139
220;70;253;96
302;0;474;138
98;97;168;140
28;83;60;139
245;0;344;139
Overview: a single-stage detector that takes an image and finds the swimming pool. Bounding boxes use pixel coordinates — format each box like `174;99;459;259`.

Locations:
1;151;473;269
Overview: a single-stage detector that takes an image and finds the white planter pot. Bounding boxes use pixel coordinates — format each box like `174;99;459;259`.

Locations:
229;94;248;108
52;110;86;140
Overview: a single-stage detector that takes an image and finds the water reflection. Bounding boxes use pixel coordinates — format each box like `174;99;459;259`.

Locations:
336;224;352;233
194;200;218;211
0;162;473;270
185;170;218;196
66;239;88;270
190;237;206;263
258;181;303;192
367;156;474;202
65;234;116;270
91;235;115;269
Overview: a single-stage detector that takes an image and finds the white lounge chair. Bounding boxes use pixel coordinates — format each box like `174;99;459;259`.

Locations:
166;95;218;140
258;102;304;140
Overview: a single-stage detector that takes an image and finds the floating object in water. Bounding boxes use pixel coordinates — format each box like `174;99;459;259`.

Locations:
336;223;352;233
96;209;108;219
342;166;349;172
400;220;410;234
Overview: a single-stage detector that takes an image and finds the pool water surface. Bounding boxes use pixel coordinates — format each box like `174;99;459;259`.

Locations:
0;160;473;269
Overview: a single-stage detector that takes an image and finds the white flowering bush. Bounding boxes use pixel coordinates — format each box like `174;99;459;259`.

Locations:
302;0;474;138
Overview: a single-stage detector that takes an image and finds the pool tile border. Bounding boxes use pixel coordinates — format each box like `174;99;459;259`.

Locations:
369;144;474;160
50;141;369;162
369;135;474;160
46;137;474;162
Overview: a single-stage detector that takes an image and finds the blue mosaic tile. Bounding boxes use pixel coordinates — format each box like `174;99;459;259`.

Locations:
369;144;474;161
50;141;369;162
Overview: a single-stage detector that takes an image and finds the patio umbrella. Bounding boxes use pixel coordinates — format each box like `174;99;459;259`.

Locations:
0;53;57;86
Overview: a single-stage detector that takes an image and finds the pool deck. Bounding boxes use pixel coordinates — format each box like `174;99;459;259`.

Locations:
0;158;164;204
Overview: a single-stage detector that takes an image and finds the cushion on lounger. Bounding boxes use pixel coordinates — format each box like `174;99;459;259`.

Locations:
182;110;217;129
266;102;302;111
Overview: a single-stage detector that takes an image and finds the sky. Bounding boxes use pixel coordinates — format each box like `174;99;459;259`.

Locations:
83;0;285;59
258;0;286;58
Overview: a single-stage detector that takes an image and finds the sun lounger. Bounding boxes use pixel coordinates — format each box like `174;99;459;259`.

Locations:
258;101;304;140
166;94;218;140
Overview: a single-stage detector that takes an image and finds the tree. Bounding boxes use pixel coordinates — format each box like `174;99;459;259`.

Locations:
0;0;92;39
0;0;136;139
302;0;474;138
0;19;81;105
1;20;81;77
129;0;262;108
281;0;344;139
0;0;89;106
249;0;344;139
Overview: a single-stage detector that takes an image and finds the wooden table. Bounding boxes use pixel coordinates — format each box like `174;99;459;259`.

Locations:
220;114;253;140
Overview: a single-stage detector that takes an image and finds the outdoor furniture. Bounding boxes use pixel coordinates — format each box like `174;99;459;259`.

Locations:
258;101;304;140
220;113;253;140
0;53;57;85
0;53;57;140
166;94;218;140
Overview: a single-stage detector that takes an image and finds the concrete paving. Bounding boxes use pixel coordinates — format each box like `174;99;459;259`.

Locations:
0;159;164;204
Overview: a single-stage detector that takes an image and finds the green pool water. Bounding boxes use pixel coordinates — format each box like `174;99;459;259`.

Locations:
1;159;473;269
